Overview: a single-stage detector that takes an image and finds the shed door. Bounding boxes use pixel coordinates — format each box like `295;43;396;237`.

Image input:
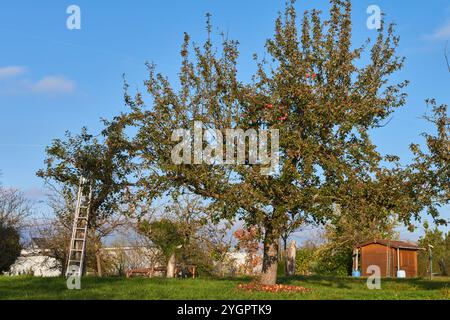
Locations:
400;250;417;277
361;244;388;277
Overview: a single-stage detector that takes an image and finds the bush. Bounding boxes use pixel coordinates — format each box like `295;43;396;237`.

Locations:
313;246;352;276
418;227;450;277
292;243;353;277
295;247;316;275
277;257;286;277
178;242;216;277
0;224;21;273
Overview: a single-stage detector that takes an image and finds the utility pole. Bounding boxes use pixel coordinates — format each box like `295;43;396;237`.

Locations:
428;244;434;281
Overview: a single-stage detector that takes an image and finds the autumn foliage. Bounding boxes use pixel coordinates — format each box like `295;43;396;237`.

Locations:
237;282;311;293
233;227;261;275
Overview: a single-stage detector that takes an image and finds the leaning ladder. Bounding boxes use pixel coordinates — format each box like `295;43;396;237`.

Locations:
65;176;92;278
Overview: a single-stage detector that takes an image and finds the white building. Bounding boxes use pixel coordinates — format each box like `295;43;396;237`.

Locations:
7;249;61;277
6;238;61;277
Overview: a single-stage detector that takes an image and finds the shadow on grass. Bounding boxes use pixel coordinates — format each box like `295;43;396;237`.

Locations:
196;275;255;282
278;275;355;289
278;275;450;291
401;277;450;290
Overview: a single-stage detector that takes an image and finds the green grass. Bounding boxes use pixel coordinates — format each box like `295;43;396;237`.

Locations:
0;275;449;300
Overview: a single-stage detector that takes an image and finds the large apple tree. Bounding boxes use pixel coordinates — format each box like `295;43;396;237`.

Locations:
124;1;426;285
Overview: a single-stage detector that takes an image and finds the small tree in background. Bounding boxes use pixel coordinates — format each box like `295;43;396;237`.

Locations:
32;214;70;274
137;195;232;276
37;121;132;276
168;195;232;276
138;218;184;277
0;176;29;274
0;224;21;273
295;241;318;276
233;226;261;275
33;189;127;276
418;222;449;277
0;187;31;231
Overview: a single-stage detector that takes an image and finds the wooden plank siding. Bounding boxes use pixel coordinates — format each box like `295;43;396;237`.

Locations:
359;242;419;278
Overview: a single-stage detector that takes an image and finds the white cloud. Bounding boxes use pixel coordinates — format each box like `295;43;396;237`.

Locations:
31;76;76;94
23;187;48;200
0;66;27;79
427;21;450;41
0;68;76;96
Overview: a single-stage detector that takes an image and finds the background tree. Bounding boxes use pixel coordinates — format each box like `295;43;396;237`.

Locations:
0;224;21;273
124;0;420;285
0;187;31;231
199;221;232;276
233;226;262;275
418;222;449;276
295;240;318;276
33;189;127;276
0;174;29;274
137;195;231;276
37;121;132;275
32;215;69;274
138;218;184;277
167;195;232;275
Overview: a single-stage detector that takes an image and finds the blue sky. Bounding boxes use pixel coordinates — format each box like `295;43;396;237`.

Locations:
0;0;449;240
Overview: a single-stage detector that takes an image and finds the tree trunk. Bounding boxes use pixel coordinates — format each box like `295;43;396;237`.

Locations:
166;253;176;278
95;248;103;277
260;226;279;285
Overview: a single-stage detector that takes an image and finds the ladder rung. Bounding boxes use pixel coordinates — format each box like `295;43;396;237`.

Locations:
68;260;81;263
76;227;86;230
73;238;85;241
71;249;83;252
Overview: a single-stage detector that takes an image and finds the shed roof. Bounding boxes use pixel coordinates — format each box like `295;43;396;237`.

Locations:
357;240;420;250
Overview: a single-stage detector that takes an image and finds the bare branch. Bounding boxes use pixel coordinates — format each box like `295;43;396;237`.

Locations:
0;187;31;230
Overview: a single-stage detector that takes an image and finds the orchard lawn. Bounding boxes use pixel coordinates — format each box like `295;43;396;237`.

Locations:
0;275;449;300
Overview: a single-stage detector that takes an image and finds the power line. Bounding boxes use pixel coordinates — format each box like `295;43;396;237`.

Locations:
0;144;46;148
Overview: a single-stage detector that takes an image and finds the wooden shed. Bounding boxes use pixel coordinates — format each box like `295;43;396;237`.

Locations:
354;240;420;278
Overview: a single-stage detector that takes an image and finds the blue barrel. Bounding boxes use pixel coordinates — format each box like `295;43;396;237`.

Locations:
352;270;361;277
